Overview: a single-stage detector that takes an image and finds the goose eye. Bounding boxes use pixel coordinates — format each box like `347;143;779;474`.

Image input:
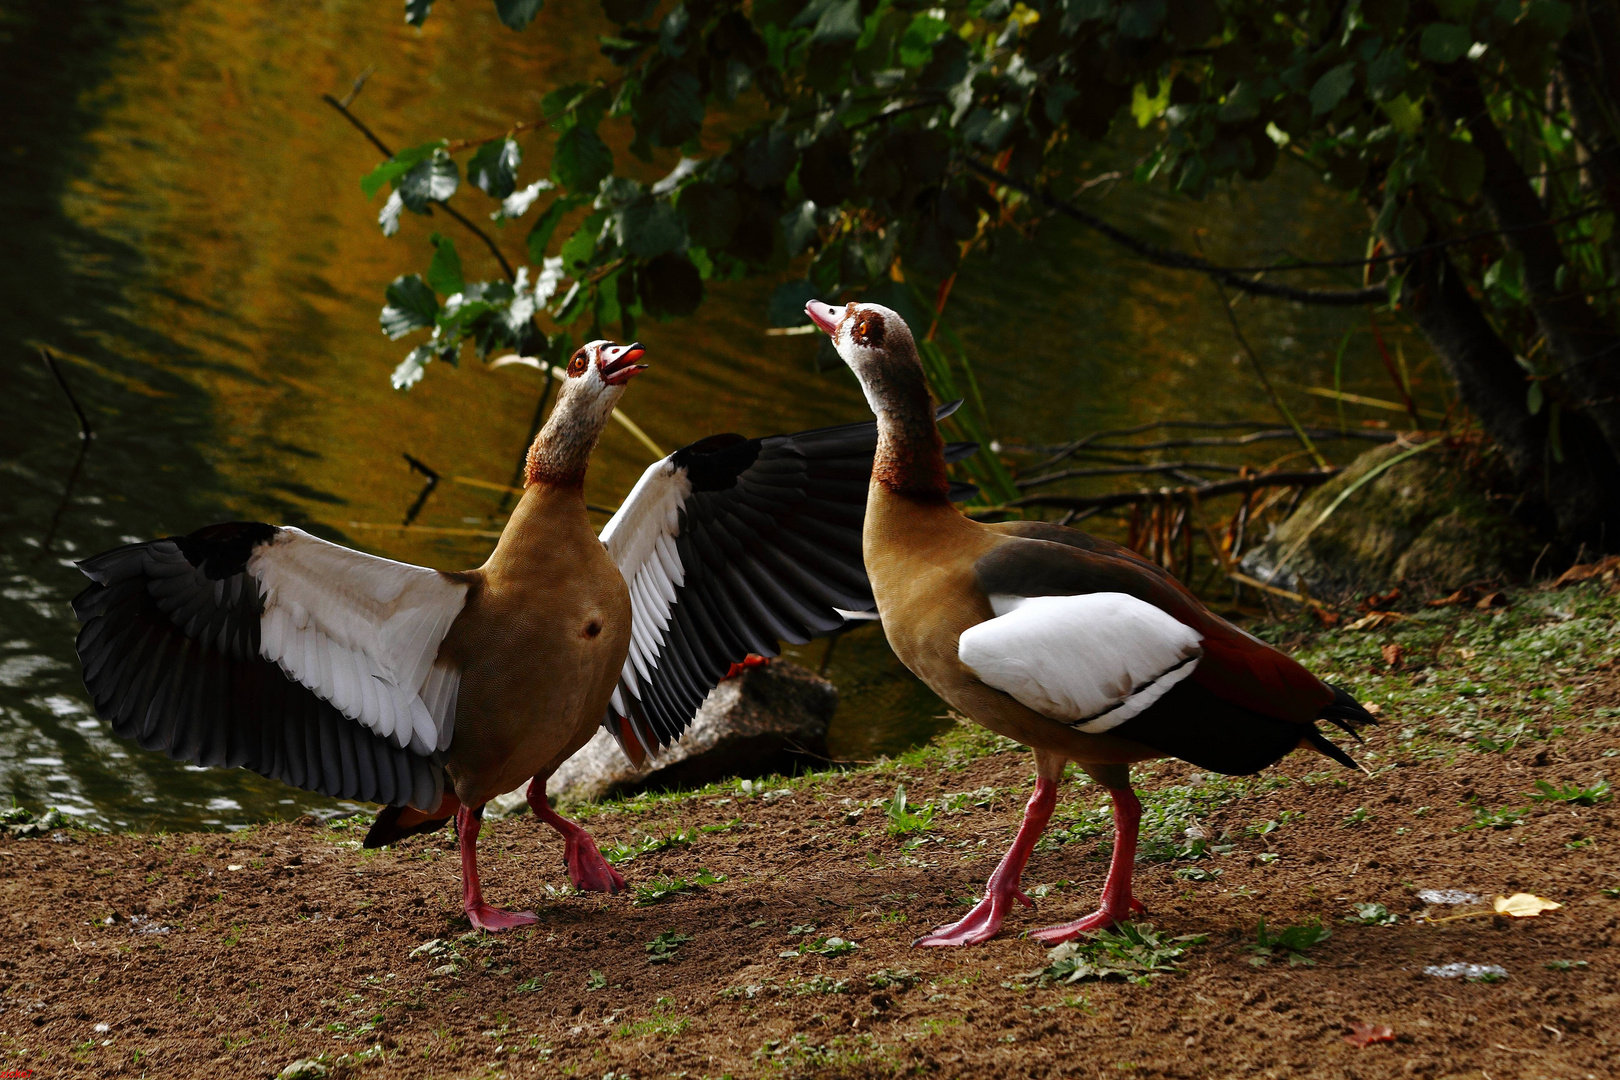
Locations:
856;320;868;340
567;352;587;376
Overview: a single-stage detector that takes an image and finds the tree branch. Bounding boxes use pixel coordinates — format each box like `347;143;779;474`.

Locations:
1004;469;1342;513
321;92;516;282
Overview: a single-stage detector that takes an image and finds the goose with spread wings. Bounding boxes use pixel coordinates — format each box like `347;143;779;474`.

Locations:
71;339;977;931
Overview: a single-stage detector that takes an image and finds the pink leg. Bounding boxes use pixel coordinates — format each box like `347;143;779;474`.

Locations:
457;805;538;932
913;776;1058;947
526;781;626;894
1029;788;1145;945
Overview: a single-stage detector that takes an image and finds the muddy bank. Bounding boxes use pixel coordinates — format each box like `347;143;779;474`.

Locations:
3;582;1618;1079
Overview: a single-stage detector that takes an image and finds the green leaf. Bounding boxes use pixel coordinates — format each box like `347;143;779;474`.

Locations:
494;0;544;30
1380;93;1423;136
678;183;741;249
1118;0;1168;39
1527;380;1544;415
392;345;437;390
426;234;465;296
768;279;822;327
1366;47;1407;99
405;0;434;27
811;0;863;46
527;195;582;261
781;201;819;257
1420;22;1472;64
380;274;439;338
638;253;704;318
360;141;446;199
618;198;686;258
1523;0;1573;39
552;125;614;192
1309;62;1356;116
396;150;460;211
559;211;606;273
469;138;521;199
898;13;949;67
636;64;705;148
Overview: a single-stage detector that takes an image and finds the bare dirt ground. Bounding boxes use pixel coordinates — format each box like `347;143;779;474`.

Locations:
3;581;1618;1080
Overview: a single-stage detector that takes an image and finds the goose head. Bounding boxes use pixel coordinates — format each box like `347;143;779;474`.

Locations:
526;340;648;487
806;300;927;419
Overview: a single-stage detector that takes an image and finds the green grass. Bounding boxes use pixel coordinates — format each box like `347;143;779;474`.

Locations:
614;997;689;1039
1526;778;1612;806
882;785;935;836
645;930;692;964
602;828;696;865
1245;919;1331;967
631;868;726;906
1460;804;1526;831
780;936;859;958
1024;923;1206;987
1344;902;1397;926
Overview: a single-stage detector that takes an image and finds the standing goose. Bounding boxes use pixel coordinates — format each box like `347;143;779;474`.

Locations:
806;299;1375;947
72;339;974;931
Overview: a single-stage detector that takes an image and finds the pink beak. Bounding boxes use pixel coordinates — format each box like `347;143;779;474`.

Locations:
598;342;649;385
805;300;843;336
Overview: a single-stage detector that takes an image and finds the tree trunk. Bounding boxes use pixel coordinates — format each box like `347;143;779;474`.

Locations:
1433;60;1620;471
1401;248;1620;545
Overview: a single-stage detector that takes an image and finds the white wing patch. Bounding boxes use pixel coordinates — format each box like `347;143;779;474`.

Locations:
249;528;468;755
600;456;691;705
958;592;1203;733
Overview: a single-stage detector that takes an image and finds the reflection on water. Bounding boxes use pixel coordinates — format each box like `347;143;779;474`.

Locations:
0;0;1440;828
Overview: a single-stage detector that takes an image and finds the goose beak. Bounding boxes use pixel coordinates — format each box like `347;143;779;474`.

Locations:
599;342;649;385
805;300;842;337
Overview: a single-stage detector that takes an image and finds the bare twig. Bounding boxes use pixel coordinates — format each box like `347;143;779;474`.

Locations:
1002;469;1341;513
1209;278;1329;469
39;348;94;440
320;91;517;282
402;453;440;527
1016;461;1243;491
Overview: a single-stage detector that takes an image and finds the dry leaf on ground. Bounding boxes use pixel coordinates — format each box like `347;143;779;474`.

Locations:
1493;893;1562;918
1344;1022;1396;1047
1554;555;1620;588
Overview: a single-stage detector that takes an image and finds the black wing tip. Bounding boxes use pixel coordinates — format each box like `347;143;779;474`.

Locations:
1319;684;1379;728
1305;726;1366;773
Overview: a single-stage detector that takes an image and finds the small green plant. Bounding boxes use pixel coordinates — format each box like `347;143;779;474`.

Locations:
1174;866;1221;882
632;868;726;906
1340;806;1373;828
1345;903;1397;926
603;828;696;865
514;973;552;992
699;818;741;834
1545;959;1589;971
615;997;689;1039
585;970;608;990
884;785;935;837
1601;886;1620;899
867;968;920;990
1248;811;1301;836
781;936;859;958
1245;919;1331;967
1460;804;1526;831
1023;923;1206;987
792;975;851;995
1526;778;1612;806
645;930;692;964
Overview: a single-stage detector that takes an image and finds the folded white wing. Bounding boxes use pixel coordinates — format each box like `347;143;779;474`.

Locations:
248;527;468;755
958;592;1203;733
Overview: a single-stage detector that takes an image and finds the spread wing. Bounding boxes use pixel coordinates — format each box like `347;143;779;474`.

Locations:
601;402;977;755
71;523;467;809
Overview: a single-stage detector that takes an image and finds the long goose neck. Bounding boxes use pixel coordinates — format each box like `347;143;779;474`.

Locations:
872;353;948;501
524;389;604;489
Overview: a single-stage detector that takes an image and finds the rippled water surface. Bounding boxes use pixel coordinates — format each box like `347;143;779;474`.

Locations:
0;0;1442;828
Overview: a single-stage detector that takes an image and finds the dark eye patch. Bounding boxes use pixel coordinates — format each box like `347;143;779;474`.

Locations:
853;312;885;348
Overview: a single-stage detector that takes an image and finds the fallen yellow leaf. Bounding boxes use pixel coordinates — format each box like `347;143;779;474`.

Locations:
1493;893;1561;918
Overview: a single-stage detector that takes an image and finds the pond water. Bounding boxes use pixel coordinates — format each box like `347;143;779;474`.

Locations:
0;0;1442;829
